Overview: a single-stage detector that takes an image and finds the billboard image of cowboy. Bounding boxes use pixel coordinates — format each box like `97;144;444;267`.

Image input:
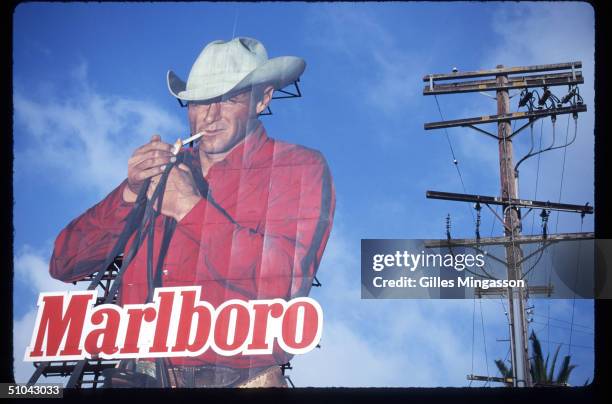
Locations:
49;37;336;388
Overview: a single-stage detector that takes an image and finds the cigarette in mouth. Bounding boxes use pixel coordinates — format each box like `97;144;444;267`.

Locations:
171;131;205;155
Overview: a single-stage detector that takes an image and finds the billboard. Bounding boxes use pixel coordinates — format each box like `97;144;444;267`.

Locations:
9;1;600;393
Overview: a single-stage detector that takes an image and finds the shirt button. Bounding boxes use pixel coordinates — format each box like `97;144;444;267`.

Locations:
163;269;169;276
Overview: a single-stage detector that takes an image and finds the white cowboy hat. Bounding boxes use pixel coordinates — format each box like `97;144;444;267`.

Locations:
167;37;305;102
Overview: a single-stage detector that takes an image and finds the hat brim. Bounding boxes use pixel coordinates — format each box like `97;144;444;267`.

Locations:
167;56;305;102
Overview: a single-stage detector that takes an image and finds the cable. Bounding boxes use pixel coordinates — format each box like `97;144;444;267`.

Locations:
479;298;491;386
433;95;475;223
567;215;585;355
465;262;498;280
547;113;577;357
531;314;593;331
489;206;498;236
498;295;513;379
520;244;547;280
530;120;545;236
514;115;578;176
514;120;536;176
523;122;546;304
530;321;593;335
511;108;544;287
554;114;572;233
549;113;574;355
535;339;593;351
515;87;581;178
546;256;553;355
470;296;476;387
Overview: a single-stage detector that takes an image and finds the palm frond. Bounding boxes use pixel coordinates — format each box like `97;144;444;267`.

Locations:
556;356;577;384
529;331;547;383
494;331;579;387
547;344;562;383
494;359;512;378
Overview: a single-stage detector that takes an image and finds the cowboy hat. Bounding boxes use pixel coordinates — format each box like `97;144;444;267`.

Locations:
167;37;305;102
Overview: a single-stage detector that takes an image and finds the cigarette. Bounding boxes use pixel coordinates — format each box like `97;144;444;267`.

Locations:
171;131;205;155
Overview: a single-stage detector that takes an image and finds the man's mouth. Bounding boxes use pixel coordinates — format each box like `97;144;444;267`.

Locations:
201;128;224;136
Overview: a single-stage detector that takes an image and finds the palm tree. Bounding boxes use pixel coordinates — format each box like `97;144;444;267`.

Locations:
529;330;577;386
493;358;514;387
493;331;577;386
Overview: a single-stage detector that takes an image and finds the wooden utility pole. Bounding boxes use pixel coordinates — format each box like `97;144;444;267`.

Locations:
496;66;531;387
422;61;592;387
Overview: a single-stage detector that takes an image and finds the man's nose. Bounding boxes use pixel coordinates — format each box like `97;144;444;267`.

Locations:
204;102;221;123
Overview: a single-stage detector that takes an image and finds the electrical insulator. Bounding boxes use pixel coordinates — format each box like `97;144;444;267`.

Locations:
539;88;551;106
519;91;532;108
561;89;576;104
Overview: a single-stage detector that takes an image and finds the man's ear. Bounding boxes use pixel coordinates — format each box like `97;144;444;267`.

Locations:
255;85;275;115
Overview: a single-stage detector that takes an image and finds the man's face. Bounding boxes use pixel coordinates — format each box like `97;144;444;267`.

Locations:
187;89;258;155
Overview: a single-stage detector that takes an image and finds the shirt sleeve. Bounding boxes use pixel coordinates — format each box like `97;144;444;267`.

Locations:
49;180;135;283
174;152;336;301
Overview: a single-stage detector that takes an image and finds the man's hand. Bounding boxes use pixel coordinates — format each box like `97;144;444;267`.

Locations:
147;163;202;221
123;135;175;203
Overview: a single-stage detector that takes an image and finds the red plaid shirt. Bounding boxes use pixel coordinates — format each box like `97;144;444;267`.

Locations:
50;124;335;368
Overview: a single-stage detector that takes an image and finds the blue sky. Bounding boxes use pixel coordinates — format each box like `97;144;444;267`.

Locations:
13;2;595;387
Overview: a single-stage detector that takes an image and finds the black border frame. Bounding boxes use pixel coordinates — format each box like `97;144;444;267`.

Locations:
2;1;608;403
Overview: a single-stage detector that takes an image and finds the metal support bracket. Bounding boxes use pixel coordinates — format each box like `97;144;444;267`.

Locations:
484;203;513;232
509;118;540;139
272;79;302;99
465;124;498;140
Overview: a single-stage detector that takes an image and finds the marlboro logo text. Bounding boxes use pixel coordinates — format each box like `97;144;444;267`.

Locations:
25;286;323;361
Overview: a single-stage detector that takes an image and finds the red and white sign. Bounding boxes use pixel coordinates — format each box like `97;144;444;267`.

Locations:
25;286;323;361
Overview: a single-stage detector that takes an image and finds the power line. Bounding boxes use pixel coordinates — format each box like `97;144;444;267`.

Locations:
433;94;475;224
479;298;490;386
554;114;572;233
470;296;476;387
489;206;498;236
568;216;585;355
530;321;593;335
531;314;593;331
530;120;545;236
527;118;551;354
550;113;580;356
535;339;593;351
551;114;572;355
